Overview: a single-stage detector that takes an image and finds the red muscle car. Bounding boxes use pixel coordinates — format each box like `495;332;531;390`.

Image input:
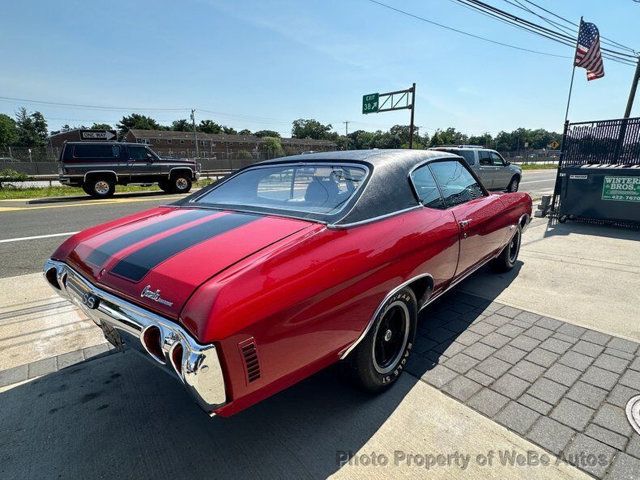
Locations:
45;150;532;416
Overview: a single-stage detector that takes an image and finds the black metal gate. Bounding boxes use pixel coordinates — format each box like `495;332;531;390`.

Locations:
551;117;640;225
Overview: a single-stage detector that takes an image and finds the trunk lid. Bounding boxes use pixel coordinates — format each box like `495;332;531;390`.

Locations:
66;207;315;319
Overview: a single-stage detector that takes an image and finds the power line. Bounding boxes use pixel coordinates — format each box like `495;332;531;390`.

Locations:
453;0;637;65
456;0;637;60
520;0;637;53
0;96;189;112
0;96;295;126
506;0;637;54
366;0;571;59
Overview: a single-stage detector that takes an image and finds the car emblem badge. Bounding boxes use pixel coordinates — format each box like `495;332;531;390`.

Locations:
141;285;174;307
81;292;100;310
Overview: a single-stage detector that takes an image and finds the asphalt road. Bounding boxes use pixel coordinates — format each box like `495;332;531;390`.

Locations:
0;170;556;279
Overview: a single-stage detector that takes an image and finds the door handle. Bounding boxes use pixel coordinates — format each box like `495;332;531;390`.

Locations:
459;219;471;238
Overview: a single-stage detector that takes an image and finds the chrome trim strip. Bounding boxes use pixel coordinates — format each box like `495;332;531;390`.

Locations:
83;170;118;182
339;273;433;360
327;206;421;229
43;259;226;415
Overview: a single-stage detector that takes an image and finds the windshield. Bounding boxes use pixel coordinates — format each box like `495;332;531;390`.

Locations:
194;163;368;220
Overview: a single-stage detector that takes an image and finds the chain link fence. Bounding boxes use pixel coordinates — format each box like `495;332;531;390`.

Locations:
0;146;276;176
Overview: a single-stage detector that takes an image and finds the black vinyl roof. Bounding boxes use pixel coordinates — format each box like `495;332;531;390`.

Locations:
255;149;459;225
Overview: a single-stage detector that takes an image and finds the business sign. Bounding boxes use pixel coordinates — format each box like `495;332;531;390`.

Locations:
602;176;640;202
81;130;116;140
362;93;379;114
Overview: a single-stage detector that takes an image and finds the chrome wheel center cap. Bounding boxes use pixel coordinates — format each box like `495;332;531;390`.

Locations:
384;329;392;342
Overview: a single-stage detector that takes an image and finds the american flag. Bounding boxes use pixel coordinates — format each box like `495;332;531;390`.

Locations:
574;20;604;81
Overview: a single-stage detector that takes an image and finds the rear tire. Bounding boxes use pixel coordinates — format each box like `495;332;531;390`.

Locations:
492;225;522;272
507;176;520;192
85;177;115;199
167;173;192;194
345;288;417;392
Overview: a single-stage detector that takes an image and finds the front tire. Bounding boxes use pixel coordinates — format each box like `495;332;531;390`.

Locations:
345;288;417;392
507;176;520;192
169;173;192;194
492;225;522;272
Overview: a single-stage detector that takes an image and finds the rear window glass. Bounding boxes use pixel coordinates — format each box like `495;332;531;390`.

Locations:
439;149;475;165
195;163;368;219
73;144;119;158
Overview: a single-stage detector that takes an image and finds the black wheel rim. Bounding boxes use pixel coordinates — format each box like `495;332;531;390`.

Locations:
508;230;520;263
372;301;410;374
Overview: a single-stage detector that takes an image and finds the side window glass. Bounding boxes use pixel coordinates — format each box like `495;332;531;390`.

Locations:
458;150;476;166
490;152;505;166
478;151;492;166
429;161;485;207
128;146;148;160
410;165;444;209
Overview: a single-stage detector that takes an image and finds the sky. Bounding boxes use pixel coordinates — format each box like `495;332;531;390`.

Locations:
0;0;638;138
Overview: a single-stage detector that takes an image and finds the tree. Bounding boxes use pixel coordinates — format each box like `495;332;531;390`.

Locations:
468;133;494;148
238;129;252;136
260;136;284;158
171;119;191;131
14;108;48;147
198;120;222;134
291;118;334;140
0;114;18;147
429;127;468;147
91;123;113;130
222;126;237;135
117;113;163;135
254;129;280;138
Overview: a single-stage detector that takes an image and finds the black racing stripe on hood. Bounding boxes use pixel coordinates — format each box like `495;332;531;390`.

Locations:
86;209;214;267
110;212;260;282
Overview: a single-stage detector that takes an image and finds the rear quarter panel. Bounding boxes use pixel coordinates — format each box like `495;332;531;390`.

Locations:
181;207;460;415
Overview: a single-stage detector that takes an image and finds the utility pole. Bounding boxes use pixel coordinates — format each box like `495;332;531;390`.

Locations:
624;56;640;118
409;83;416;149
343;121;350;150
190;109;199;159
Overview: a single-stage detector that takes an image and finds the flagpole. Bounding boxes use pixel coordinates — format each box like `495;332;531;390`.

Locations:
563;17;583;124
554;17;583;214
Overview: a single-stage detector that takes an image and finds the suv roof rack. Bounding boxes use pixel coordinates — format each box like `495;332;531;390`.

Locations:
432;145;486;149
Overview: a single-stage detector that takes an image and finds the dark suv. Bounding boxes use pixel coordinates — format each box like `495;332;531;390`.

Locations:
59;142;200;198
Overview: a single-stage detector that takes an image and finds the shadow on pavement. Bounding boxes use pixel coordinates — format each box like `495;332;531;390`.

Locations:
407;265;520;380
0;352;413;479
0;272;516;479
543;217;640;241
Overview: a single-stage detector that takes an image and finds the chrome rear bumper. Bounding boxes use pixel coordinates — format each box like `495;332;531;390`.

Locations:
44;259;226;414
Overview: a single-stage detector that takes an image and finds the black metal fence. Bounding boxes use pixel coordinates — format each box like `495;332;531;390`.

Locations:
561;117;640;166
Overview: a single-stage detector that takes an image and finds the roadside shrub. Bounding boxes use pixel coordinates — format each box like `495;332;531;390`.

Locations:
0;168;28;188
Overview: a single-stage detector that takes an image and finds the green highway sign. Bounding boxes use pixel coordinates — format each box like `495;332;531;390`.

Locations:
362;93;379;114
602;176;640;202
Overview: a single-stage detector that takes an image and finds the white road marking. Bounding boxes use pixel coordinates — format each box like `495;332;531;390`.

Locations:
0;232;78;244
